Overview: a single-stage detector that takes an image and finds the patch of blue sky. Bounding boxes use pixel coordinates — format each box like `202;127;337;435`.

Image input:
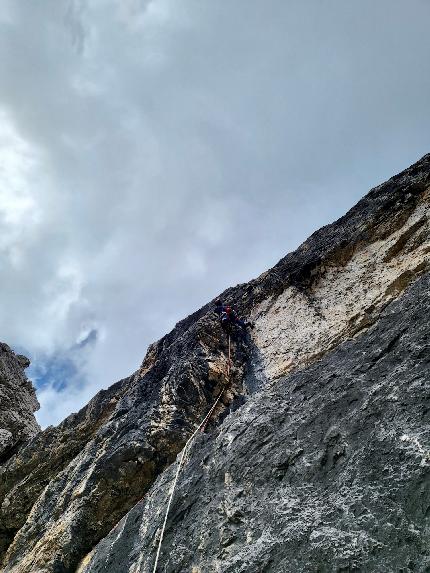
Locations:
12;329;98;393
28;354;79;392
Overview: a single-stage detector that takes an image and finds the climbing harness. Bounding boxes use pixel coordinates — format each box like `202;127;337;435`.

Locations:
151;335;232;573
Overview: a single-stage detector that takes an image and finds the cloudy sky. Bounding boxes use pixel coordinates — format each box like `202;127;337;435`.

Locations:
1;0;429;427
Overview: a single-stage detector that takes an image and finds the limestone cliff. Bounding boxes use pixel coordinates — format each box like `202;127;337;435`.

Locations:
1;154;429;573
81;272;430;573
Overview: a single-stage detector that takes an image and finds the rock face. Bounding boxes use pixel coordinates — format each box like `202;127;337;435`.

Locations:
80;272;430;573
0;154;429;573
0;343;39;464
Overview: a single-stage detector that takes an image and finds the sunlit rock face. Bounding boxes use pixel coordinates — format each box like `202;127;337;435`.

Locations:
252;185;430;380
1;154;429;573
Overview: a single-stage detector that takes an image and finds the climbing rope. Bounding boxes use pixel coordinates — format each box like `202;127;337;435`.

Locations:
151;335;232;573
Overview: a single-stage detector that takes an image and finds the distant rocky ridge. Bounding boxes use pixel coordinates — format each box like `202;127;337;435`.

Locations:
0;344;39;465
0;154;429;572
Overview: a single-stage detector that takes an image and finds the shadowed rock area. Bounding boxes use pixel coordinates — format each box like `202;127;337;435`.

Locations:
0;344;40;557
0;154;429;572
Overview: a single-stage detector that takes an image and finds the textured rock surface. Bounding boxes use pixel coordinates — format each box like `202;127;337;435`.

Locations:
80;272;430;573
252;188;430;380
0;154;429;572
0;315;247;572
0;343;39;463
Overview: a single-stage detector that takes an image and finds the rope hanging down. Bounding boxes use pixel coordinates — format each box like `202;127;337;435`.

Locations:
151;335;232;573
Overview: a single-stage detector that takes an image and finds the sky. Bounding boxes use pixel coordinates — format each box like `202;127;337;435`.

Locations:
0;0;429;428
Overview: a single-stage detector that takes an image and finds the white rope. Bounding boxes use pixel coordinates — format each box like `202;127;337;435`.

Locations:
151;335;231;573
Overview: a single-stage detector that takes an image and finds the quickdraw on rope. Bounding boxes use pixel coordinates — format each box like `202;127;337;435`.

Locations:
151;334;232;573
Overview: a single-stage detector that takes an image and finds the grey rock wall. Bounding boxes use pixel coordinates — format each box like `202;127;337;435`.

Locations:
0;343;39;463
80;272;430;573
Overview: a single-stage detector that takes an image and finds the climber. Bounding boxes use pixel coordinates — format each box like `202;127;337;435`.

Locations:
214;299;254;334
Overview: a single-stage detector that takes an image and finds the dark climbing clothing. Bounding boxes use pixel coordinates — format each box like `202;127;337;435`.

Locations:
214;301;252;333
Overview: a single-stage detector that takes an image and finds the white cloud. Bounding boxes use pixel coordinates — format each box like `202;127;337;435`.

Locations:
0;110;41;237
